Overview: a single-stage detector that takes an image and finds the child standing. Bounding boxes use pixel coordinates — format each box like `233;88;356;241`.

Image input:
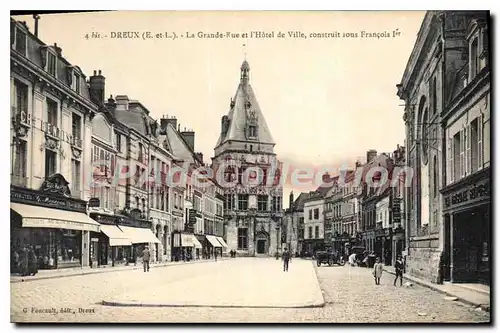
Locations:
372;257;383;285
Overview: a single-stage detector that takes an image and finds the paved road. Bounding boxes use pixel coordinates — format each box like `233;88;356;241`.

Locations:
11;258;490;323
104;258;322;307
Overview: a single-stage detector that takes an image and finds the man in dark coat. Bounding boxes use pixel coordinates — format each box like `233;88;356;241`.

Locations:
19;246;29;276
282;248;291;272
27;246;38;276
142;246;151;272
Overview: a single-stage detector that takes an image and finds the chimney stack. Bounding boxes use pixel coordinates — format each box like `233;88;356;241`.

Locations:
105;95;116;112
160;115;178;131
33;14;40;37
89;70;106;106
366;150;377;163
195;152;204;163
289;191;294;210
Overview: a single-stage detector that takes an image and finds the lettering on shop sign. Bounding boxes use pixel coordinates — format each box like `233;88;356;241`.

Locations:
11;187;87;213
444;180;490;209
39;174;72;198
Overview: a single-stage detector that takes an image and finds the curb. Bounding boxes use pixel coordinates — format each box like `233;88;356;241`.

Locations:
100;300;324;309
11;259;228;284
382;267;490;312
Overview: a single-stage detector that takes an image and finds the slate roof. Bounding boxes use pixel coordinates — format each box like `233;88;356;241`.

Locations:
216;61;275;147
10;18;92;103
291;192;309;211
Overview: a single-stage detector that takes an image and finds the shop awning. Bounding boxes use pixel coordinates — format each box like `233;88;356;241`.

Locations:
206;235;222;247
216;237;228;248
100;225;132;246
118;226;160;244
11;203;100;233
180;233;193;247
192;235;203;249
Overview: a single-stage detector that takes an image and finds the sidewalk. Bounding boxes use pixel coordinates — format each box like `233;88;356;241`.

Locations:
10;258;228;283
382;266;490;311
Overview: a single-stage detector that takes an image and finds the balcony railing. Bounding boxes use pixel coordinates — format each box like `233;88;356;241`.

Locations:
11;174;28;187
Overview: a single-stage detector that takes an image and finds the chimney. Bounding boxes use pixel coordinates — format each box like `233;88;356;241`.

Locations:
322;172;331;185
115;95;130;111
181;129;195;151
33;14;40;38
195;152;204;163
289;191;294;210
366;150;377;163
160;115;178;131
89;70;106;106
105;95;116;112
53;43;62;56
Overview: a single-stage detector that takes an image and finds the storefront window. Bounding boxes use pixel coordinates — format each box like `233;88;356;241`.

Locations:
58;230;81;266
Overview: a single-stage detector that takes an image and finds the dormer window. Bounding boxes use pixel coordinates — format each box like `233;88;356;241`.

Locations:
73;72;80;93
15;28;27;56
470;37;479;79
249;125;257;138
47;51;57;77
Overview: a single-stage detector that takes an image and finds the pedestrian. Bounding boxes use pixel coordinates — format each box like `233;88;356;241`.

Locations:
214;248;218;262
372;257;383;285
282;248;291;272
27;246;38;276
142;246;150;272
394;254;404;286
19;246;29;276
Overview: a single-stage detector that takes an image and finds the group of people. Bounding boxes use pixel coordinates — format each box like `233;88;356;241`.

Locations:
372;255;405;286
229;250;237;258
12;246;38;276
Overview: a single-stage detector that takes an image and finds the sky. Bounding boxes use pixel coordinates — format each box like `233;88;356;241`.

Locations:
13;11;425;207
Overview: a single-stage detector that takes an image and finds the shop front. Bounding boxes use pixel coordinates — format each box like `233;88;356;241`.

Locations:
441;168;491;285
10;176;100;270
89;212;160;266
205;234;223;258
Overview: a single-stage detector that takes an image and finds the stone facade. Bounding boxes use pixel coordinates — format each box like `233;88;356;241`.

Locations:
212;61;283;257
397;11;490;283
10;18;97;267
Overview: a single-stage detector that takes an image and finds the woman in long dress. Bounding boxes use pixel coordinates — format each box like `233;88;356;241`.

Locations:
27;246;38;276
372;257;383;285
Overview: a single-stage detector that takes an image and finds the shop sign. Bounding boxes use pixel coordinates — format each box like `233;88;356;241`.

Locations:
88;198;101;208
11;186;87;213
39;173;72;198
443;179;490;210
172;210;184;217
392;198;401;224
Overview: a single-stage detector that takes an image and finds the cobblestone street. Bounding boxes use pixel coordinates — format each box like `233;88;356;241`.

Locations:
11;259;490;323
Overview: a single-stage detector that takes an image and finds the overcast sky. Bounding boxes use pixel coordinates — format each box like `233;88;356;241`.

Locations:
14;11;425;207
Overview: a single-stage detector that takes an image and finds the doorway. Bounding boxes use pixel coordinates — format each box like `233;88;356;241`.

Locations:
255;232;269;255
257;240;266;254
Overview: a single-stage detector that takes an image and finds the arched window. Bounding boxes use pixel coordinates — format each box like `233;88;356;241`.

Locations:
421;107;429;164
135;196;140;209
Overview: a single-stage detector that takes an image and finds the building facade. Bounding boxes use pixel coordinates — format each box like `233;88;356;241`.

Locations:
397;10;490;283
212;61;283;257
283;192;307;255
303;192;325;254
10;18;99;269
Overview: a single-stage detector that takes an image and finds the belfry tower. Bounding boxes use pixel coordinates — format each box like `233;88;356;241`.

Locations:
212;60;283;257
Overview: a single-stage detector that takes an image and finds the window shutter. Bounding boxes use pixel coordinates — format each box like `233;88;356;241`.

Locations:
466;124;471;175
478;114;483;170
459;129;465;178
448;138;453;183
